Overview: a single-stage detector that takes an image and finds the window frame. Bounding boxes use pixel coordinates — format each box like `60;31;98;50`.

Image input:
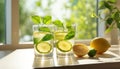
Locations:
0;0;118;50
0;0;33;50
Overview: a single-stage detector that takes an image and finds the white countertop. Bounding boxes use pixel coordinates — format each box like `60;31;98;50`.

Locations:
0;45;120;69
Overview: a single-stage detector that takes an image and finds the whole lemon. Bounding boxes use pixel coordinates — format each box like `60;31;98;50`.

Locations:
90;37;111;54
73;43;89;57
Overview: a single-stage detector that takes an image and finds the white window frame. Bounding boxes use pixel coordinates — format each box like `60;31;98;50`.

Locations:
0;0;119;50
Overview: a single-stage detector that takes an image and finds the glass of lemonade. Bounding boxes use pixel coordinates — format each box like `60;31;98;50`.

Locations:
33;25;54;58
54;24;76;57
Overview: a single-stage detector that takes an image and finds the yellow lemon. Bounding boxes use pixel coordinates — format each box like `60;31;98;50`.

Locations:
90;37;111;54
73;43;89;57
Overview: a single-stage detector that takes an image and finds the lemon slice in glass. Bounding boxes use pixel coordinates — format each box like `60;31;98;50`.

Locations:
36;42;52;54
54;32;67;40
57;40;72;52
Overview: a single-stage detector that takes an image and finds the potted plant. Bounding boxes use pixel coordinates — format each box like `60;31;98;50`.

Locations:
92;0;120;44
99;0;120;33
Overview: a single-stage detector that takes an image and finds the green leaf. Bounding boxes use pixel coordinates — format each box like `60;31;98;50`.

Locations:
105;24;114;34
31;15;41;24
64;31;75;40
33;38;41;44
66;25;72;31
53;20;64;27
39;27;50;32
104;1;112;11
99;1;106;9
41;34;53;41
66;23;75;31
106;18;113;25
113;11;120;20
66;23;72;31
117;22;120;30
114;11;120;30
43;16;52;24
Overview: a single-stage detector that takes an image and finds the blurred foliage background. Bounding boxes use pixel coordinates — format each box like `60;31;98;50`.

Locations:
0;0;97;43
19;0;97;42
0;0;5;43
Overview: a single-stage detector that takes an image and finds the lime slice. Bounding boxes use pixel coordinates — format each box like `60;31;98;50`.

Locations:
36;42;52;54
54;32;67;40
57;40;72;52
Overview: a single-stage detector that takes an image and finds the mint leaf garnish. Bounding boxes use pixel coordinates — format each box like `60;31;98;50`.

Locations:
39;27;50;32
43;16;52;24
31;15;41;24
41;34;53;41
64;31;75;40
66;23;72;31
33;38;41;44
53;20;64;27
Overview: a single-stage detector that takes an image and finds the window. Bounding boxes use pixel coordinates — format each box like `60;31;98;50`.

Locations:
0;0;33;49
19;0;97;43
0;0;5;44
0;0;118;50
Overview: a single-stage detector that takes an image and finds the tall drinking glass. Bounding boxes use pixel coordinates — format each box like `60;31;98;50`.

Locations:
33;24;54;59
54;24;76;57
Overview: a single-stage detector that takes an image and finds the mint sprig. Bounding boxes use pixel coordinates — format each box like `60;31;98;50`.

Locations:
33;38;41;44
39;27;50;32
53;20;64;28
43;16;52;24
31;15;41;24
64;31;75;40
41;34;53;41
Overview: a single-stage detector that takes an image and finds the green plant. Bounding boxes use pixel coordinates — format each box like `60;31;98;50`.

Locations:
96;0;120;33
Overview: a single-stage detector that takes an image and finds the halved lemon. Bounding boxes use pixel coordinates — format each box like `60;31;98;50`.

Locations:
36;42;52;54
57;40;72;52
